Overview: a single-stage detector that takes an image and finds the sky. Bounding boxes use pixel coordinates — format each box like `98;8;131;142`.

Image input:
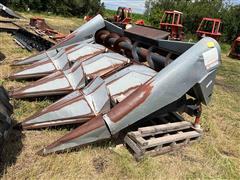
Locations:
101;0;145;14
101;0;240;14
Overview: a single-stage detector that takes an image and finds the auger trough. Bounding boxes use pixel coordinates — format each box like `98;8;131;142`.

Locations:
8;15;221;158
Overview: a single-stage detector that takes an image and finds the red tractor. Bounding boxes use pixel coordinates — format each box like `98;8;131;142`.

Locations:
229;36;240;60
196;18;222;40
160;10;184;41
84;7;144;26
114;7;132;25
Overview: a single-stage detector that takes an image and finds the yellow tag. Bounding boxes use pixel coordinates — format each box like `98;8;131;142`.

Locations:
207;42;214;48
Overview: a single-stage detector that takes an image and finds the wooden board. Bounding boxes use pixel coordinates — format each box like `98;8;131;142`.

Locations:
124;114;202;160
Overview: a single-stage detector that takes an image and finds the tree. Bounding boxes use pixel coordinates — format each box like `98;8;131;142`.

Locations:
145;0;239;42
7;0;104;17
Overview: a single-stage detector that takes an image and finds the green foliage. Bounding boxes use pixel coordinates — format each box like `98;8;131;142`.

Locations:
104;9;151;25
145;0;240;42
221;5;240;41
5;0;104;17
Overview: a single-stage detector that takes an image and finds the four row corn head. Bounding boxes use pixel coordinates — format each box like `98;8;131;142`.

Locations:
5;15;221;158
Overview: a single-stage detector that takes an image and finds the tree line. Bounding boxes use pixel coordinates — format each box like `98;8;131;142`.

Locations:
145;0;240;42
3;0;240;42
2;0;104;16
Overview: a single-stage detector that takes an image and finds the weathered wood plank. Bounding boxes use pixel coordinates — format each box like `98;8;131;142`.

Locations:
138;121;192;136
124;113;203;160
144;131;200;149
124;135;143;157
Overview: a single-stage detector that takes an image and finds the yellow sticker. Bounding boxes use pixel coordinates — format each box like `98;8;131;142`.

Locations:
207;42;215;48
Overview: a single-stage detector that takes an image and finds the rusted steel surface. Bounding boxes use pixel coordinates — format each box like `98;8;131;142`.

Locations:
12;38;94;66
12;15;105;66
10;43;107;79
30;17;52;30
20;65;156;129
37;115;110;156
29;17;66;41
8;16;221;156
124;25;170;41
35;37;221;155
10;53;131;98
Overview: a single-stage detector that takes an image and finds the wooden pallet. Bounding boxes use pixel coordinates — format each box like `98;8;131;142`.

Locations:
124;120;202;160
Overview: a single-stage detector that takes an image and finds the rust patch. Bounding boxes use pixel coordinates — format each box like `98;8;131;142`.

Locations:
20;90;93;127
125;26;170;40
9;71;72;98
86;63;127;80
12;51;46;66
51;32;76;49
45;115;105;150
10;59;53;79
65;44;79;52
22;115;95;130
75;50;106;62
107;82;153;123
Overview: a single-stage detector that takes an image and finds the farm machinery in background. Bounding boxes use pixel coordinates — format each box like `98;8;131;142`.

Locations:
84;7;145;27
29;17;66;41
196;17;222;40
159;10;184;41
0;19;55;51
0;3;66;52
159;13;223;41
7;15;221;159
112;7;133;25
228;36;240;60
85;8;184;41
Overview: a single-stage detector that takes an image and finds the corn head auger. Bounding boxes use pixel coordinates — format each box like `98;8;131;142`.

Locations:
8;15;221;157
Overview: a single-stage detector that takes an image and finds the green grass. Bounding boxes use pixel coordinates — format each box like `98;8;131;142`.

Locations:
0;12;240;179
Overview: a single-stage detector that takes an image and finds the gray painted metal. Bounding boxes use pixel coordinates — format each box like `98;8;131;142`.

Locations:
10;53;131;98
156;39;194;55
105;37;220;134
104;20;124;35
193;69;217;105
21;65;156;129
12;38;94;66
0;3;22;19
52;15;105;49
10;43;107;79
37;37;221;155
13;14;106;66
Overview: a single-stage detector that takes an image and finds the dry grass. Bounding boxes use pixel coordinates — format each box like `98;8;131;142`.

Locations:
0;13;240;180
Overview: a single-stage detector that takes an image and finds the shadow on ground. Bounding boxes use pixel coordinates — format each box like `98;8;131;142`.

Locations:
0;52;6;62
0;120;24;177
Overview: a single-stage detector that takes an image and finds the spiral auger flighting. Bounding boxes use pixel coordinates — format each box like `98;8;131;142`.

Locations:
7;15;221;158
